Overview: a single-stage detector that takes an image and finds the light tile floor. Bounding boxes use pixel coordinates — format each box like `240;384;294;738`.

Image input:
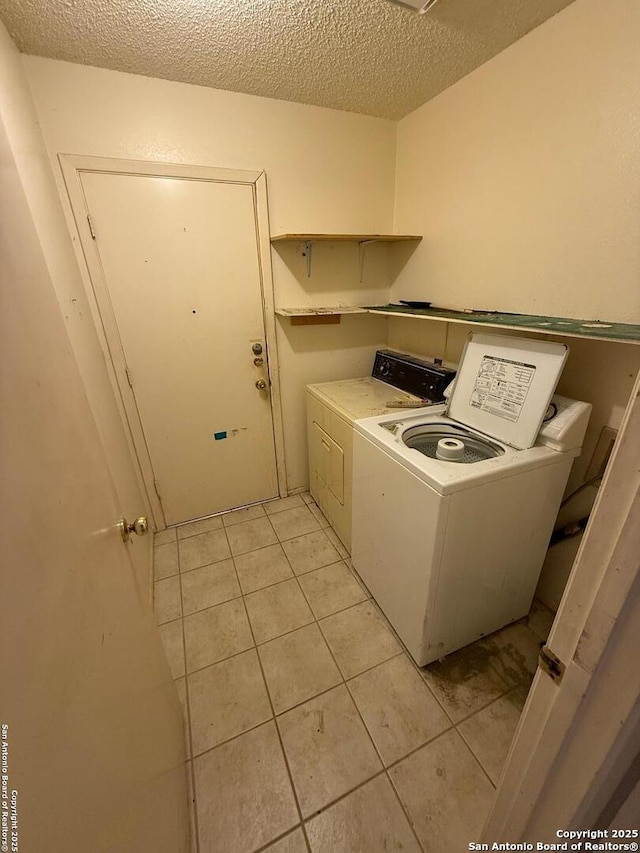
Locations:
154;493;550;853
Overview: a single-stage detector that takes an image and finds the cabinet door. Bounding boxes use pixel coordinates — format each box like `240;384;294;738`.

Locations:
312;421;344;504
306;392;351;550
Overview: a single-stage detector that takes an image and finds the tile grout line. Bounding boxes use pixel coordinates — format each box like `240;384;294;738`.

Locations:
315;613;405;682
153;570;182;627
354;588;463;728
264;509;381;846
189;715;273;763
293;563;427;851
262;509;338;853
243;558;350;598
231;514;314;853
176;588;403;681
236;705;474;847
159;509;375;849
383;723;456;775
169;497;318;551
337;657;427;853
159;497;528;850
177;554;238;579
304;767;391;825
168;512;340;576
177;523;226;543
252;827;306;853
292;565;358;625
446;685;519;728
347;570;524;787
384;766;428;852
187;661;463;787
453;685;529;789
384;769;427;853
163;495;308;542
452;724;498;791
174;536;200;853
187;650;405;762
342;553;518;795
367;591;533;790
405;650;469;727
166;529;512;831
300;551;370;610
352;713;426;853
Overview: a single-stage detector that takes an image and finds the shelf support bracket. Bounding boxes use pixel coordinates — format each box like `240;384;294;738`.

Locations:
358;240;376;283
303;240;313;278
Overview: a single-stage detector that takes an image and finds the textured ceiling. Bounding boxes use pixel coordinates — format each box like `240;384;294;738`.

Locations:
0;0;577;119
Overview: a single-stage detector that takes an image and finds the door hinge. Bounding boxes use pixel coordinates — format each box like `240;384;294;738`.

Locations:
125;366;134;390
539;645;565;684
87;214;97;240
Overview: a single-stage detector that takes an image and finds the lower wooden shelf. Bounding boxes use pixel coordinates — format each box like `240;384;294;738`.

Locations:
275;304;640;343
275;306;374;326
365;304;640;344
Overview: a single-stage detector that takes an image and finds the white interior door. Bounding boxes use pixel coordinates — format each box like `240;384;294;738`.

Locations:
78;168;280;526
485;369;640;837
1;120;187;852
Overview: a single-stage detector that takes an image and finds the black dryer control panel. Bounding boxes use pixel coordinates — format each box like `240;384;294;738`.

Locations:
372;349;456;403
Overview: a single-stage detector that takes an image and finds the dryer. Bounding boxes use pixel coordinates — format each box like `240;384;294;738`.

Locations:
306;350;455;550
351;333;591;666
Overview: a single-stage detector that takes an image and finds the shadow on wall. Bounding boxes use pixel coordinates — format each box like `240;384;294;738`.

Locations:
272;240;395;308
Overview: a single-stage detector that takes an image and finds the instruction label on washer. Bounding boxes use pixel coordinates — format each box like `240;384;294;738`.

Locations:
470;356;535;422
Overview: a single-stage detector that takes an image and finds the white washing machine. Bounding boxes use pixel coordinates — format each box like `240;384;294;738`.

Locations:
351;333;591;666
307;351;456;550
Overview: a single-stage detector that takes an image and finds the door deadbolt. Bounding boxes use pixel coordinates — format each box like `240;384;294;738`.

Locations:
117;516;149;543
252;343;263;355
255;379;267;390
253;357;264;366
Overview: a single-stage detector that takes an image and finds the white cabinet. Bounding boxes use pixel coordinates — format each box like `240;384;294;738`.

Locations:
305;374;425;551
306;392;353;550
311;422;344;504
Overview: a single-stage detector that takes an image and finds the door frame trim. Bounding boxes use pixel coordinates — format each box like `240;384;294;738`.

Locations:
59;154;287;528
484;369;640;835
253;172;288;500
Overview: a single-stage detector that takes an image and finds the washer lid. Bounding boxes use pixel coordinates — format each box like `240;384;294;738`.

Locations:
447;333;568;449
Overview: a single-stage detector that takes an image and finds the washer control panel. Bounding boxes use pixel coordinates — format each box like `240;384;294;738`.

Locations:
372;350;456;402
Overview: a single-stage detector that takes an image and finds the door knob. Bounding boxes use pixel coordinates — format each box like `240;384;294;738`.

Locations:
117;516;149;543
255;379;267;390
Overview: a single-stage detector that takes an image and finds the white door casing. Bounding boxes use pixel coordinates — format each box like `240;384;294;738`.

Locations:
59;156;287;527
485;369;640;837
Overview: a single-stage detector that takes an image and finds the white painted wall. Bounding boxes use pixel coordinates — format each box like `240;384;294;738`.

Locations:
536;335;639;609
0;23;151;591
392;0;640;325
23;57;396;493
389;0;640;608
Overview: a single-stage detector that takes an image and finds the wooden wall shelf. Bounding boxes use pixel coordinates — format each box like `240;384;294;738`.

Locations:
276;302;639;343
270;233;422;279
270;233;422;243
275;306;374;325
365;304;640;345
275;307;370;317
